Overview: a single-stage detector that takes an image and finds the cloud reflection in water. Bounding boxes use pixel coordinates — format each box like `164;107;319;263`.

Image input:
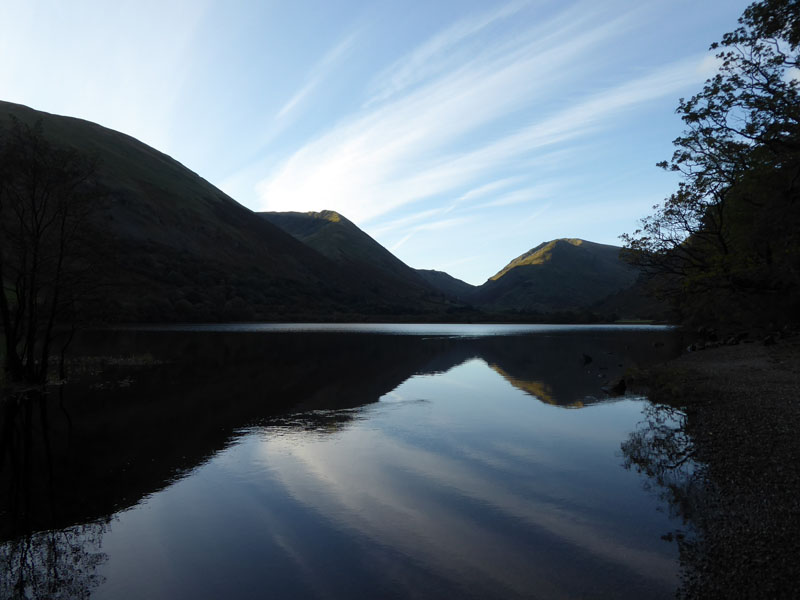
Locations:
245;359;678;598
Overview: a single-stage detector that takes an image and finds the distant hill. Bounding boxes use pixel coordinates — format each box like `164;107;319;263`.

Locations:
261;211;447;307
471;239;639;313
416;269;476;301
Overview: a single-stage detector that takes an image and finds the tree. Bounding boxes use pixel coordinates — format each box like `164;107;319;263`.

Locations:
0;118;104;383
622;0;800;328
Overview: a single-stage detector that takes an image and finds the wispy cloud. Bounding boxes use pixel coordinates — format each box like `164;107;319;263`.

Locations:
389;216;473;252
276;33;358;120
255;2;710;237
389;232;415;253
371;176;524;238
471;184;559;210
453;177;523;206
366;0;528;106
415;216;474;231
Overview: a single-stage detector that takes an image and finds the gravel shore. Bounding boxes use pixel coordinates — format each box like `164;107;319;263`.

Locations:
636;338;800;599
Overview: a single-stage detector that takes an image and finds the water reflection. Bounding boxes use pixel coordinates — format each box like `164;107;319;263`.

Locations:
0;326;681;598
618;396;800;598
253;394;677;598
621;403;700;523
0;522;108;600
620;402;714;599
0;389;109;599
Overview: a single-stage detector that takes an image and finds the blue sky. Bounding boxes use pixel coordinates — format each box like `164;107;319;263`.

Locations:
1;0;753;284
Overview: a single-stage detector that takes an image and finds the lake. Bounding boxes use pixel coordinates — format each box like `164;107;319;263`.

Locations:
0;324;686;599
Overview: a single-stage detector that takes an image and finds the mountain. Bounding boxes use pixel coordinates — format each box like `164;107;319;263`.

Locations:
0;101;657;324
260;210;446;307
471;239;639;313
416;269;476;301
0;101;357;321
0;101;451;321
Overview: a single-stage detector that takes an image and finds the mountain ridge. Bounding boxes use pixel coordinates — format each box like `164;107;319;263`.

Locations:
1;100;656;322
472;238;640;313
260;210;448;307
416;269;476;301
0;101;446;321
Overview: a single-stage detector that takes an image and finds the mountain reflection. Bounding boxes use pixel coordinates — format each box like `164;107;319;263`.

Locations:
1;327;678;540
0;326;680;598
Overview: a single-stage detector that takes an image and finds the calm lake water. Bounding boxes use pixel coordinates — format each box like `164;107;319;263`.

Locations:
1;324;686;599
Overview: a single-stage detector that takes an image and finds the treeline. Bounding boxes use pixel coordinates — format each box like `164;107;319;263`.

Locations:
623;0;800;333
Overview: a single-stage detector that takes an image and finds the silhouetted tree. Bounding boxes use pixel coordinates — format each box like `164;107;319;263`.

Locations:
622;0;800;327
0;118;103;383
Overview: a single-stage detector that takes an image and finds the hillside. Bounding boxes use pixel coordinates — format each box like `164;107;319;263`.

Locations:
416;269;476;301
0;101;656;324
261;211;448;307
0;101;450;321
591;273;674;322
472;239;639;313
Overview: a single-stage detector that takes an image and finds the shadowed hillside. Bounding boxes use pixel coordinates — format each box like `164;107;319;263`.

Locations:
261;210;451;308
416;269;476;301
1;102;659;324
261;213;652;319
0;101;356;321
0;102;456;322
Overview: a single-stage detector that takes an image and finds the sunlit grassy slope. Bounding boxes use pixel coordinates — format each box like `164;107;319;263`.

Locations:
472;239;640;313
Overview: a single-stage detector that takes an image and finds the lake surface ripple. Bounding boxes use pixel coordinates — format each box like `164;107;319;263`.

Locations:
0;324;686;599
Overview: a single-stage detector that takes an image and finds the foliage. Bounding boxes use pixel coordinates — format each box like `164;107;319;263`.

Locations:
0;118;104;383
622;0;800;329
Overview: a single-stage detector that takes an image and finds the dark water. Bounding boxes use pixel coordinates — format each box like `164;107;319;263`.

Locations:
0;324;685;599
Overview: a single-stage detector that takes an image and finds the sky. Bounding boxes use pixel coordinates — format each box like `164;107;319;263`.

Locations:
1;0;754;285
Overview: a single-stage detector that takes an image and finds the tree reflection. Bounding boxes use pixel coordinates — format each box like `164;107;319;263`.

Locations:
622;403;726;599
621;403;702;523
0;389;108;599
0;521;108;600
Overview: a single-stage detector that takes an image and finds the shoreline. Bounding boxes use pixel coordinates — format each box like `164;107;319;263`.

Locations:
634;339;800;598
